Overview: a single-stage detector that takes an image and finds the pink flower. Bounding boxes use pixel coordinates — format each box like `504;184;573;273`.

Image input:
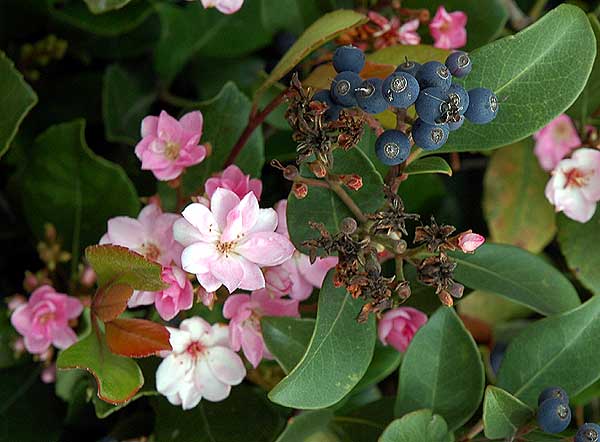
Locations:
398;19;421;45
155;266;194;321
205;165;262;200
429;6;467;50
200;0;243;14
378;307;427;352
545;148;600;223
263;200;337;300
11;285;83;354
534;114;582;171
156;317;245;409
174;189;295;293
135;111;206;181
198;287;217;309
223;289;299;367
458;231;485;253
368;12;421;49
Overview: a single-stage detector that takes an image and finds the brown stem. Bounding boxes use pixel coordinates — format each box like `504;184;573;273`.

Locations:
325;177;368;224
224;89;288;168
503;0;532;30
459;419;484;441
296;176;329;188
450;152;461;172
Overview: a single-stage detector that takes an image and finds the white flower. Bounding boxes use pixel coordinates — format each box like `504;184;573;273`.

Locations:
156;317;246;410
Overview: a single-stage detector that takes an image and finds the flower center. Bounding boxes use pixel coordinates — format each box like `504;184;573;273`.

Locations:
164;141;181;161
186;341;204;358
140;242;161;262
38;312;55;325
564;168;590;189
553;122;572;141
216;241;236;257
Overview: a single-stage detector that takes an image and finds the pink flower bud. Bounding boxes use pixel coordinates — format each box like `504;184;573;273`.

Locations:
79;266;97;288
378;307;427;352
458;232;485;253
23;271;39;292
41;363;56;384
6;294;26;312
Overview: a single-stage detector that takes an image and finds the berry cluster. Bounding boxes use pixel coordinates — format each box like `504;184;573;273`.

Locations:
312;45;499;167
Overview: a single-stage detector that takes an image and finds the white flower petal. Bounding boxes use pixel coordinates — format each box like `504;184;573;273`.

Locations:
205;346;246;385
193;358;231;402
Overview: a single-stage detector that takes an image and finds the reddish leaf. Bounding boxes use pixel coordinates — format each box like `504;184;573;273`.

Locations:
92;283;133;322
106;318;171;358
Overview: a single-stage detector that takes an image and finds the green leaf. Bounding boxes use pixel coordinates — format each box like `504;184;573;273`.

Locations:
152;385;286;442
56;329;143;404
568;14;600;122
182;82;264;195
368;44;450;65
287;148;385;253
497;295;600;406
483;139;556;253
353;343;402;392
274;410;336;442
442;4;596;153
404;157;452;176
86;245;167;291
20;120;140;266
84;0;132;14
0;51;37;158
333;397;395;441
255;9;368;101
449;243;580;316
262;317;315;374
395;307;484;431
557;211;600;295
269;272;376;409
379;410;454;442
155;2;272;84
483;386;534;440
400;0;508;50
457;291;532;325
102;64;156;145
259;0;323;35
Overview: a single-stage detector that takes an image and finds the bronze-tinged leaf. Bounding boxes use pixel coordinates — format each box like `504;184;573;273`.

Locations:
106;318;171;358
92;283;133;322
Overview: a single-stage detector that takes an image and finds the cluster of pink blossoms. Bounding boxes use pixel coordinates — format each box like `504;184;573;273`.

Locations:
534;114;600;223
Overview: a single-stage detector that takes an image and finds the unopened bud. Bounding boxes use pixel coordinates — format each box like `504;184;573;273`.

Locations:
308;161;327;178
438;290;454;307
292;182;308;199
340;217;357;234
41;364;56;384
396;281;411;300
395;239;407;254
6;294;26;312
23;271;38;292
447;281;464;299
44;223;57;242
340;174;363;191
79;266;97;288
284;165;299;181
457;231;485;253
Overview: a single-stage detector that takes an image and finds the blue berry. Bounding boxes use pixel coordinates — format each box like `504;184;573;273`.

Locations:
355;78;388;114
330;71;362;107
447;84;469;115
395;60;421;77
375;130;410;165
575;423;600;442
538;387;569;406
411;118;449;151
415;61;452;90
445;51;472;78
489;341;507;375
415;87;446;124
313;90;342;121
537;397;571;434
464;87;498;124
448;115;465;131
382;72;420;108
333;45;365;74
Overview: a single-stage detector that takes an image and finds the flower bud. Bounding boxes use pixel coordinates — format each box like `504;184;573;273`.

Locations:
340;174;363;191
292;182;308;199
458;231;485;253
284;165;299;181
308;161;327;178
438;290;454;307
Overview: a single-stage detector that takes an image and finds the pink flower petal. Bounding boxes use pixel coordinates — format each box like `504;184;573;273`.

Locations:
223;294;251;319
193;358;231;401
221;192;260;242
180;203;220;240
237;232;294;266
179;111;203;136
105;217;145;249
205;346;246;385
211;188;241;232
141;116;159;138
51;326;78;350
157;110;182;144
210;255;244;293
240;326;265;368
181;242;217;274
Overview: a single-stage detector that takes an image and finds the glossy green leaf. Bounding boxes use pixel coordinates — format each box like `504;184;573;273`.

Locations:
153;385;286;442
86;245;167;291
262;317;315;374
401;0;508;50
395;307;484;430
182;82;264;195
155;2;272;84
353;343;402;392
56;329;143;404
84;0;132;14
287;148;385;253
367;44;450;65
497;295;600;406
274;410;335;442
259;0;322;35
102;64;156;145
255;9;368;101
333;397;395;441
558;211;600;295
483;139;556;253
21;120;139;264
568;14;600;121
405;157;452;176
449;243;580;316
269;272;376;409
483;386;533;440
442;4;596;153
0;51;37;158
380;410;454;442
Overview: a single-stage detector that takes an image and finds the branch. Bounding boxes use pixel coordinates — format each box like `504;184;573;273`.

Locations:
459;419;484;441
325;177;368;224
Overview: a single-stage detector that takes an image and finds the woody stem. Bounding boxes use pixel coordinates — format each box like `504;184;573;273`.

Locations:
325;177;368;224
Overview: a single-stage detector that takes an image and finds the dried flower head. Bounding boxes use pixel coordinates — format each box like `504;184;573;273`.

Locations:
368;186;420;237
414;216;457;253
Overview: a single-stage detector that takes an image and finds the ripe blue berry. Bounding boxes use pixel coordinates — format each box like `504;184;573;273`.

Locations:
448;115;465;131
445;51;472;78
330;71;362;107
464;87;498;124
375;130;410;165
382;72;420;108
575;423;600;442
447;84;469;115
313;90;342;121
411;118;449;151
537;398;571;434
355;78;388;114
395;60;421;77
538;387;569;406
333;45;365;74
415;87;446;124
415;61;452;90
